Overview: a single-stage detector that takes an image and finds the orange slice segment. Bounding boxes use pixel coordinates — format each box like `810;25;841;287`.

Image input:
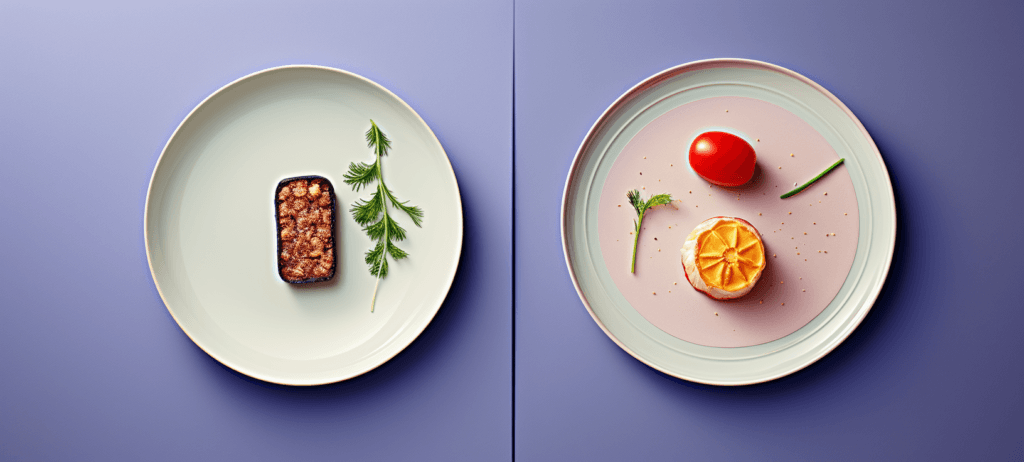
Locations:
696;219;765;292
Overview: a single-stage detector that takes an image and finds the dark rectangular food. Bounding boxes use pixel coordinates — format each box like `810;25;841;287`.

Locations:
275;175;336;283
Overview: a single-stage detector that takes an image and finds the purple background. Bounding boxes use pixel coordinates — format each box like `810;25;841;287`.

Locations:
2;0;1024;460
514;0;1024;460
0;1;511;460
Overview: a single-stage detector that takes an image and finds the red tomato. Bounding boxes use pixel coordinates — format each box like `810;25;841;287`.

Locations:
688;131;756;187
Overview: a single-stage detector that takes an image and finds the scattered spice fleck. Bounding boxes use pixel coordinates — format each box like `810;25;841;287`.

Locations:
757;138;760;142
790;153;794;157
794;182;799;187
824;192;827;196
824;250;828;254
779;166;782;169
773;253;776;257
760;300;763;304
652;292;656;295
813;222;816;225
802;289;806;292
831;233;836;236
780;281;784;284
797;252;800;255
781;303;785;306
673;282;677;285
618;205;621;207
758;212;762;216
643;156;646;159
804;232;807;235
715;312;719;316
844;213;848;215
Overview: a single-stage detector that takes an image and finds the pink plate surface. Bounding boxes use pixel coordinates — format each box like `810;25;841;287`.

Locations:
598;96;859;347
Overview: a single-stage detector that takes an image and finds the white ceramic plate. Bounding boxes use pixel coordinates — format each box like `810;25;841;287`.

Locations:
146;65;462;385
561;59;895;385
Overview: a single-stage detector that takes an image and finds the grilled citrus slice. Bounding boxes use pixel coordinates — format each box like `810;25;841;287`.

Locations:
680;217;766;300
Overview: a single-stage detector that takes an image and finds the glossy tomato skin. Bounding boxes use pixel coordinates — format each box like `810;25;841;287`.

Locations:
688;131;756;187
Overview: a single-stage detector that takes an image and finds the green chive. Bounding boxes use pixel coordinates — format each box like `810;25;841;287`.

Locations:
780;158;845;199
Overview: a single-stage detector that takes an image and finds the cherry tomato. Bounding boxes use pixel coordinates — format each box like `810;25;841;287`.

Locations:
688;131;756;187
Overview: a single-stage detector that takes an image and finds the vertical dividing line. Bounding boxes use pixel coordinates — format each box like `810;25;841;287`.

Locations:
510;0;516;460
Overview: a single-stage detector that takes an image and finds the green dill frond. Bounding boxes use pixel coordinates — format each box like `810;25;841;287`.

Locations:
627;190;674;273
387;241;408;260
627;189;644;214
398;203;424;227
348;120;424;311
365;120;392;158
383;186;424;227
342;161;378;191
363;213;407;242
365;241;388;278
364;216;387;241
385;214;407;241
646;193;672;208
350;191;384;225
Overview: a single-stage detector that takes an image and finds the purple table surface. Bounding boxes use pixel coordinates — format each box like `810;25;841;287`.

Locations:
3;0;1024;460
514;0;1023;460
0;1;511;460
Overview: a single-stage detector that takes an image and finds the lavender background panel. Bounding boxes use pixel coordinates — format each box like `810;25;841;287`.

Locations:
514;1;1023;460
0;1;511;461
2;0;1024;460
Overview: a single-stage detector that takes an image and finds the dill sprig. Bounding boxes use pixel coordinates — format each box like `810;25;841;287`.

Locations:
627;190;672;273
344;120;424;312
